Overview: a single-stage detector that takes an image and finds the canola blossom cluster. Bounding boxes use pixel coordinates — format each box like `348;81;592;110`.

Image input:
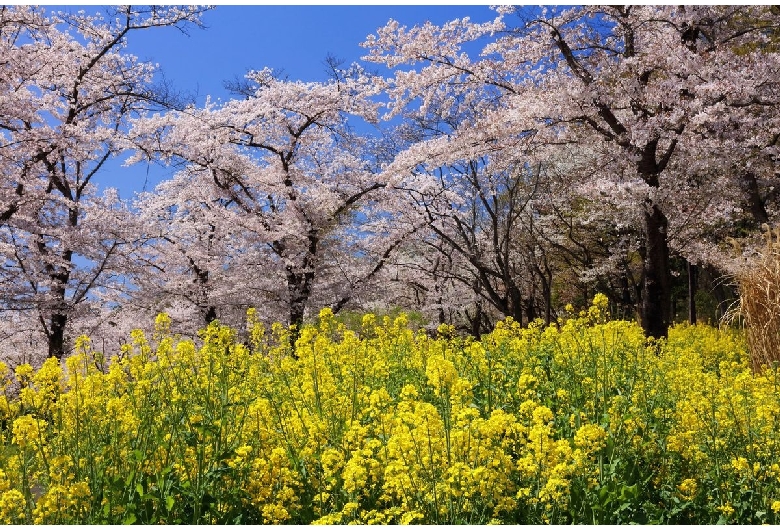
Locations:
0;295;779;524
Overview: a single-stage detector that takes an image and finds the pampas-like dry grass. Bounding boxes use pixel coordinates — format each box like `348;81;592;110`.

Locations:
734;224;780;372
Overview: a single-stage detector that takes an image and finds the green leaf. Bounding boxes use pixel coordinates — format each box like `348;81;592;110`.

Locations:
166;495;175;512
620;483;638;501
598;484;612;504
123;513;137;525
136;483;144;497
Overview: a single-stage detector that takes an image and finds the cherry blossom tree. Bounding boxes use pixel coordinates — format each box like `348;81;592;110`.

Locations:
377;235;484;333
390;154;556;330
0;5;207;359
125;184;239;333
128;68;406;336
363;5;780;338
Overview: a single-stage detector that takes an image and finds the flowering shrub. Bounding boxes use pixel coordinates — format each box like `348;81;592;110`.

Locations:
0;297;779;524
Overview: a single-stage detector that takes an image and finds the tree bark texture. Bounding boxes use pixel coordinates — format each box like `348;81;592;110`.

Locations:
641;203;672;339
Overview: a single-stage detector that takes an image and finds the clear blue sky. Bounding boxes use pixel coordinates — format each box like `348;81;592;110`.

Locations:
59;5;498;198
126;6;498;103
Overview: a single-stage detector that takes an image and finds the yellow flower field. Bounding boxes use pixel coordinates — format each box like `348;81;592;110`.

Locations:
0;296;779;524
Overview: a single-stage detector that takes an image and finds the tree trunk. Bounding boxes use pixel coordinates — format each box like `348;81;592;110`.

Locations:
193;266;217;326
47;312;68;359
619;273;634;321
641;203;672;339
43;249;72;359
287;276;310;327
525;296;536;325
286;267;315;355
688;261;697;325
470;299;483;336
543;286;552;327
204;306;217;325
279;230;319;357
508;284;524;325
742;171;769;225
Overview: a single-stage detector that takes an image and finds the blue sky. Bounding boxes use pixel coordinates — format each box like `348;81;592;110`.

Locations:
54;5;499;198
125;6;498;103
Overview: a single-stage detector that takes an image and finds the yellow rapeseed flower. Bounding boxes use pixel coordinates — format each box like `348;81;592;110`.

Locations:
0;489;26;524
12;414;43;450
426;355;458;396
573;424;607;456
677;478;697;501
13;363;33;381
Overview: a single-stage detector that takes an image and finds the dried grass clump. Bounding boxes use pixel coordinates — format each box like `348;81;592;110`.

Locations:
735;224;780;372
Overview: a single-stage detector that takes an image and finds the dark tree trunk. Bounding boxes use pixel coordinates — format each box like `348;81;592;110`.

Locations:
204;306;217;325
525;296;536;325
688;261;697;325
193;266;217;326
277;229;319;357
47;312;68;359
465;276;483;336
742;171;769;225
470;303;482;336
543;285;552;327
619;273;634;321
508;284;524;326
286;265;315;354
641;203;672;339
634;136;675;340
287;273;312;328
287;286;306;356
42;245;73;359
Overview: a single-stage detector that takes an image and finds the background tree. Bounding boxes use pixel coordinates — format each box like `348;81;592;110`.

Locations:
389;154;557;331
0;5;207;359
126;182;242;334
363;5;780;338
128;68;404;336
